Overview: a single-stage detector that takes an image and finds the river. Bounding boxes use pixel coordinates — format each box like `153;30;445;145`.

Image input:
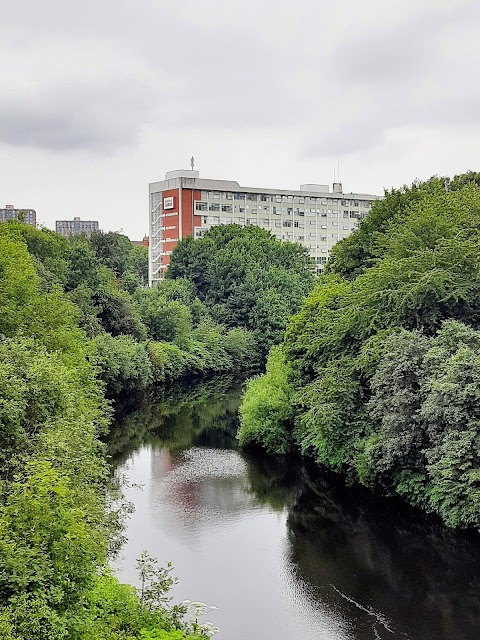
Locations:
111;380;480;640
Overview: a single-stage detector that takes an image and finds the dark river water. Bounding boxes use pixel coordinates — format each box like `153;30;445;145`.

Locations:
111;380;480;640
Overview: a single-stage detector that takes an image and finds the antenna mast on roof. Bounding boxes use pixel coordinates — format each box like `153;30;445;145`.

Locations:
190;156;195;171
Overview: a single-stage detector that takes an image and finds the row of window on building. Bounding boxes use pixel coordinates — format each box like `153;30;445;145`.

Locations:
195;201;365;218
199;190;371;208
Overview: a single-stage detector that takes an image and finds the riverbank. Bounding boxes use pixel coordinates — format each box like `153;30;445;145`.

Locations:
113;381;480;640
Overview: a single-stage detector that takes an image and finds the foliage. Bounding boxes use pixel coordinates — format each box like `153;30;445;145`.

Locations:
238;346;294;453
0;224;218;637
168;225;314;363
92;333;152;399
239;174;480;529
89;231;135;277
134;288;192;347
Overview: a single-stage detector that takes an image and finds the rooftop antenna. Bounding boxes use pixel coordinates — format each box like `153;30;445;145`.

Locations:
190;156;195;171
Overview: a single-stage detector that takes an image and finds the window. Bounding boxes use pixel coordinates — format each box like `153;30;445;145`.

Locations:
196;202;207;211
332;221;338;226
343;225;349;230
222;204;233;212
260;194;270;202
294;221;299;228
225;192;233;199
234;193;245;200
283;221;292;227
247;193;257;201
209;203;220;211
275;195;282;202
321;224;327;229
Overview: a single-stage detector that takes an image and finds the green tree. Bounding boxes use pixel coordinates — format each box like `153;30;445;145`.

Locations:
168;225;314;364
89;231;134;277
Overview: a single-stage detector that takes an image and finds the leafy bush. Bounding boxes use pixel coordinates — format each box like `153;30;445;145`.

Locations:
92;333;152;398
238;346;293;453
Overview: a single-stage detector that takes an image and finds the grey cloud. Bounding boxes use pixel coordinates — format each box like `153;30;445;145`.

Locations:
2;0;480;159
0;73;160;151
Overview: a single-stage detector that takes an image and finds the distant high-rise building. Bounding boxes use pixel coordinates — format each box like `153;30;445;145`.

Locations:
148;169;381;285
56;217;99;237
0;205;36;226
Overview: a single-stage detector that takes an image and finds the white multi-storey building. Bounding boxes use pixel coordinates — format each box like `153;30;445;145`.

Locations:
149;169;381;286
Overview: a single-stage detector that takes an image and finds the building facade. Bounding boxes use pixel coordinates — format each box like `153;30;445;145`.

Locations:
56;217;99;237
0;205;36;226
149;169;381;286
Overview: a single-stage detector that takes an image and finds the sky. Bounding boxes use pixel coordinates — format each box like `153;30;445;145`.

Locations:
1;0;479;239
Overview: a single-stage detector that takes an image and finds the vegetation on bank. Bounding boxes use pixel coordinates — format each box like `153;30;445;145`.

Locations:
239;172;480;530
167;225;314;363
0;221;315;638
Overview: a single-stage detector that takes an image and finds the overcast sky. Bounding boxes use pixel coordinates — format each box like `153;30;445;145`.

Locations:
1;0;479;238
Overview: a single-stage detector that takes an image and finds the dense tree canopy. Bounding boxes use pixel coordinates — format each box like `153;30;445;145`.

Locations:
168;225;314;363
239;173;480;530
0;223;219;638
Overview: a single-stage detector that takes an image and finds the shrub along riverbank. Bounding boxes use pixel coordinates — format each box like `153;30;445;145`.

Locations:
239;172;480;531
0;222;314;638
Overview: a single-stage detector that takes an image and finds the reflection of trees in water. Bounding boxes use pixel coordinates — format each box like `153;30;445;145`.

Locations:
114;382;480;640
108;376;242;465
246;458;480;640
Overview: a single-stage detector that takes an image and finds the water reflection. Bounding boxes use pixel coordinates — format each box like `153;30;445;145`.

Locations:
112;382;480;640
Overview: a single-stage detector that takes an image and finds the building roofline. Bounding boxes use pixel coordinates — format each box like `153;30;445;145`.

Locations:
149;176;380;200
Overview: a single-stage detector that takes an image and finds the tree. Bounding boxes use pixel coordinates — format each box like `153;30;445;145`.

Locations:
89;231;134;277
239;173;480;529
168;225;314;364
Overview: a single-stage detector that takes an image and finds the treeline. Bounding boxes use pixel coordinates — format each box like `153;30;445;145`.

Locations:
0;224;217;638
0;221;314;638
239;172;480;530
